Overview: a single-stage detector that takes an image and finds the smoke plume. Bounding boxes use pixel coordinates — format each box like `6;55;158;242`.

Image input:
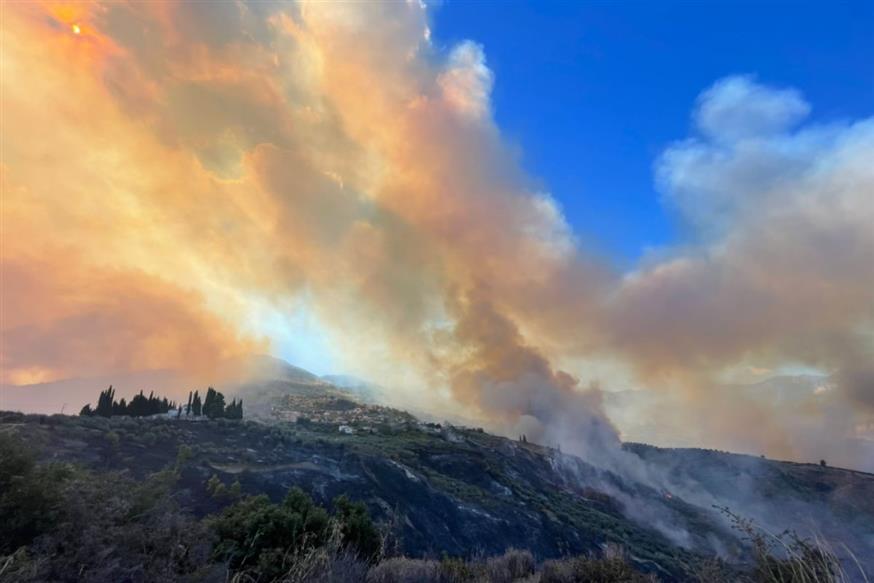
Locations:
3;2;873;470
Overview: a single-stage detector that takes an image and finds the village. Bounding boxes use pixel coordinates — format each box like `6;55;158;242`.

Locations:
268;392;427;435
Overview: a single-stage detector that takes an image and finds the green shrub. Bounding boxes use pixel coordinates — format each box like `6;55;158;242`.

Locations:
212;488;383;580
334;495;381;562
0;449;210;581
0;433;70;554
207;474;229;498
211;488;331;580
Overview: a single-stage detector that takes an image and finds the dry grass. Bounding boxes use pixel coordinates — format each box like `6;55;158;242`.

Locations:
717;507;869;583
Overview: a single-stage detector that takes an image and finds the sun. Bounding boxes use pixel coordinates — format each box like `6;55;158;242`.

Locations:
71;23;81;35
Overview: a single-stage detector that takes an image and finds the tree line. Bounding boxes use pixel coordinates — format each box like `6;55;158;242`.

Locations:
79;386;177;418
79;386;242;420
184;387;243;419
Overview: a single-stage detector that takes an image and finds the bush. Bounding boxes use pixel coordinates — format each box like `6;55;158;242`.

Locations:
44;473;212;581
366;550;536;583
211;488;331;580
366;557;441;583
0;433;69;554
540;555;653;583
212;487;385;581
274;534;369;583
438;556;476;582
0;454;211;582
483;549;535;583
207;473;229;498
334;495;382;562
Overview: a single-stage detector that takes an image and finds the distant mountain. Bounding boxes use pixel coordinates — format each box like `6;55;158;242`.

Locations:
226;354;325;385
604;373;874;472
0;369;184;415
737;374;833;405
0;355;324;416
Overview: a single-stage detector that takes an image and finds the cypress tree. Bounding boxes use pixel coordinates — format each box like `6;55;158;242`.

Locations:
192;391;202;416
86;386;177;418
113;397;128;416
203;388;214;416
214;389;226;418
129;391;145;417
96;386;114;417
203;387;226;419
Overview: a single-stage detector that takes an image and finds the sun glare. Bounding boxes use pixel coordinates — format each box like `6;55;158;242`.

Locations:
72;23;81;35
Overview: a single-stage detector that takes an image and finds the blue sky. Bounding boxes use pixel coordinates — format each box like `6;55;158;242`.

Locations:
434;0;874;264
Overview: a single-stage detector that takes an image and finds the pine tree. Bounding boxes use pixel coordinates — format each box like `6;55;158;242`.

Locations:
186;391;193;416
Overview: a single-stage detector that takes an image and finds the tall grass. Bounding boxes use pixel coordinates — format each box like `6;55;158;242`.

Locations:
717;506;869;583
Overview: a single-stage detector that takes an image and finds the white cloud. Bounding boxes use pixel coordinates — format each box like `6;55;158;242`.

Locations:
694;75;810;142
657;76;868;236
438;41;494;121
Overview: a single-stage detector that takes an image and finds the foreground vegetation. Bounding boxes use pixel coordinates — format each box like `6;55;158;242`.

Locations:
0;429;651;582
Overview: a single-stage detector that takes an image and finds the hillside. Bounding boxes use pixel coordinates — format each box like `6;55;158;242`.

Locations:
2;376;873;581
